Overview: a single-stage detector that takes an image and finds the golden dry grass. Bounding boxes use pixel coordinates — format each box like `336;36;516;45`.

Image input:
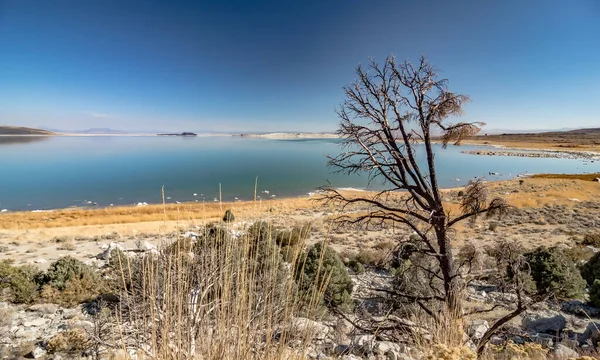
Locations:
531;173;600;181
0;197;320;230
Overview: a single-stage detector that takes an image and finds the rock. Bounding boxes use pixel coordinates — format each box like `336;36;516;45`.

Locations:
373;341;405;360
341;355;363;360
288;317;331;340
183;231;199;239
34;258;47;264
334;344;351;355
562;300;600;317
21;317;50;327
532;333;553;347
350;334;375;356
137;241;156;251
468;320;489;341
61;307;83;320
27;303;59;315
96;242;123;260
553;343;579;359
522;310;566;334
580;321;600;345
24;347;46;359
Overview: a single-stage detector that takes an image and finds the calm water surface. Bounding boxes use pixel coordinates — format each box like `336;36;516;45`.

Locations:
0;136;598;211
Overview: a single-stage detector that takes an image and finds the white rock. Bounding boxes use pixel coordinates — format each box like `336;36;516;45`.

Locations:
554;343;579;359
21;317;49;327
30;346;46;359
138;241;156;251
34;258;46;264
468;319;489;340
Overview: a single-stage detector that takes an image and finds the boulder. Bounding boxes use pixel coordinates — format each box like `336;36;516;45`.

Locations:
579;321;600;345
553;343;579;359
27;303;59;315
468;320;489;341
522;310;566;334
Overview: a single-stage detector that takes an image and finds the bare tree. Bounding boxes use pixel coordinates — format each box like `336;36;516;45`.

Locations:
323;55;508;340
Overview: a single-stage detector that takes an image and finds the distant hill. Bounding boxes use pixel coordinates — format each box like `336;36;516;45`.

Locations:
564;128;600;135
0;126;55;135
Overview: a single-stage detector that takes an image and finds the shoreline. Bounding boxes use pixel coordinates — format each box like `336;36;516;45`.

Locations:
3;133;599;155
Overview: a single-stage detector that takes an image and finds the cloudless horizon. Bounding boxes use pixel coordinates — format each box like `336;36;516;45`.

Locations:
1;0;599;133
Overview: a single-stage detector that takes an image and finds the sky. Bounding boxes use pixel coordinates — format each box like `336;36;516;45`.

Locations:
0;0;599;133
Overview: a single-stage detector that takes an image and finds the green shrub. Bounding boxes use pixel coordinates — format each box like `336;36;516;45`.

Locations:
582;233;600;247
590;279;600;308
223;210;235;222
0;260;40;303
296;242;354;312
275;224;311;247
581;252;600;286
346;259;365;275
40;256;99;291
524;247;586;299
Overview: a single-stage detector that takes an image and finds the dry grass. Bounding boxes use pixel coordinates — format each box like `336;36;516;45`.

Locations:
93;220;328;360
0;197;321;230
531;173;600;181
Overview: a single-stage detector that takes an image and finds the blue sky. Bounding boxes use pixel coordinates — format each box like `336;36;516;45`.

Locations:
0;0;599;133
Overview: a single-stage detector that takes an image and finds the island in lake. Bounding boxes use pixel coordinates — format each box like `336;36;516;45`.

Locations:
157;132;197;136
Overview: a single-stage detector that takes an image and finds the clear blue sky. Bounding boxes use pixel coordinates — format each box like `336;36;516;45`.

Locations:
0;0;599;132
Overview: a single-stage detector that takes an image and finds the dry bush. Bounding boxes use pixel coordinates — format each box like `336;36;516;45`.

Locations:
46;328;91;354
102;221;326;360
486;341;548;360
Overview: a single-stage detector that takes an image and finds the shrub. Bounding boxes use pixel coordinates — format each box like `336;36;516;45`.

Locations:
488;341;548;360
223;209;235;222
582;233;600;247
0;260;39;303
581;252;600;286
590;279;600;308
40;256;99;291
524;247;586;299
346;259;365;275
46;328;90;354
275;223;311;247
296;242;354;312
564;245;595;263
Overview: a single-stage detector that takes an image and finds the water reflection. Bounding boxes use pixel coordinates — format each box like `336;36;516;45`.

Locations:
0;136;51;146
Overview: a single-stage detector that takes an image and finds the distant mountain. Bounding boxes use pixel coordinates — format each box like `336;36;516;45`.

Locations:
0;126;55;135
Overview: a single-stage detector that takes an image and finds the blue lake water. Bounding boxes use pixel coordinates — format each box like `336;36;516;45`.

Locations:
0;136;598;211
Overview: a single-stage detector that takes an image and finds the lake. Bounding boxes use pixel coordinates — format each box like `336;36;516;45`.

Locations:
0;136;598;211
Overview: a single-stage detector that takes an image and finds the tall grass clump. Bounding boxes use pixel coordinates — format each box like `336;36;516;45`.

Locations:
103;220;328;360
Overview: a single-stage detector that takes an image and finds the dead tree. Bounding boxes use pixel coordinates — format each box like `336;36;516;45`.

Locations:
323;55;508;340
